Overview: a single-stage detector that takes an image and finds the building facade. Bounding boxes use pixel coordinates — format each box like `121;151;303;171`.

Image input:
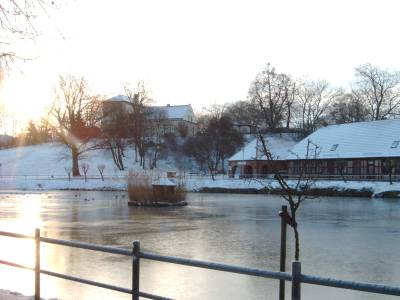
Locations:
287;119;400;180
228;133;299;178
102;95;197;138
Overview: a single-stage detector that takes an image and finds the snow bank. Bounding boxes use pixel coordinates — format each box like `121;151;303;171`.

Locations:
0;289;54;300
0;143;177;177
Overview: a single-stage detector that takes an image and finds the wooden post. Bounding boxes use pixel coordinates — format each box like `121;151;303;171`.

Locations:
291;261;301;300
35;228;40;300
132;241;140;300
279;205;287;300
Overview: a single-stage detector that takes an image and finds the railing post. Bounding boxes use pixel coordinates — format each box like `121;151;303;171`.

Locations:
132;241;140;300
279;205;287;300
35;228;40;300
291;261;301;300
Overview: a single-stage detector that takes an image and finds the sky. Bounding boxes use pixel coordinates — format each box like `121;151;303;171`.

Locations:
2;0;400;132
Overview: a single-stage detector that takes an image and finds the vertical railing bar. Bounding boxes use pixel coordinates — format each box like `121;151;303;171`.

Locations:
35;228;40;300
279;205;288;300
291;261;301;300
132;240;140;300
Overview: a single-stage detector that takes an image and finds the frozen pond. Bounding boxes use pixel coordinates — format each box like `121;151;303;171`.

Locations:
0;191;400;299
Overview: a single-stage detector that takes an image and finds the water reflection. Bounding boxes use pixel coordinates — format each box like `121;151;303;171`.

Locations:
0;192;399;299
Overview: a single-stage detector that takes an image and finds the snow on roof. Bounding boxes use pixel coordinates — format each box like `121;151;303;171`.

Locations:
149;105;192;120
229;133;299;161
288;119;400;160
104;96;192;120
152;178;176;186
104;94;130;103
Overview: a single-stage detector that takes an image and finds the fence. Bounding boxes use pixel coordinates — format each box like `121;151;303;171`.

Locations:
1;229;400;300
181;172;400;182
0;172;399;183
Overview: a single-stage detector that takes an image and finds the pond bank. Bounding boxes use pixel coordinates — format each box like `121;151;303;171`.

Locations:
185;178;400;198
0;176;400;198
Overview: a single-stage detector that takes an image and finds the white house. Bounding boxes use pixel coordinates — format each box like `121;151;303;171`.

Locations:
102;95;197;137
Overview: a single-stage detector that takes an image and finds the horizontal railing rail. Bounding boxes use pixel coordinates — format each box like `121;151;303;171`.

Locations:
40;237;132;256
301;274;400;297
1;229;400;299
139;251;292;281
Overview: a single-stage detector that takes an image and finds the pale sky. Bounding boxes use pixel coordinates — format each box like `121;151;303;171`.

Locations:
2;0;400;132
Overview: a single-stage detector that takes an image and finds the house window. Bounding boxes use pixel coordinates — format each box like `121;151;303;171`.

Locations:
391;141;400;148
330;144;339;151
347;161;353;175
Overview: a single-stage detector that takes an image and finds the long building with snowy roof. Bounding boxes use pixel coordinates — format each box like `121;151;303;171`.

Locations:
287;119;400;180
228;119;400;180
228;133;300;177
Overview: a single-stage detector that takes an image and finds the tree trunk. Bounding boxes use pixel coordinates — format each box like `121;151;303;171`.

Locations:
293;225;300;261
135;144;138;162
286;105;291;128
72;146;80;176
153;150;157;168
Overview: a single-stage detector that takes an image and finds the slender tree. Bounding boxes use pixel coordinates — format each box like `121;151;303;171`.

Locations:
97;164;105;181
81;162;89;182
248;64;294;129
125;81;152;169
257;134;320;260
101;103;130;170
296;80;341;132
51;75;101;176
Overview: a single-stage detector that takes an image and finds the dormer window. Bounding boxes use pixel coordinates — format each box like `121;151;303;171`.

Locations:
330;144;339;151
391;141;400;148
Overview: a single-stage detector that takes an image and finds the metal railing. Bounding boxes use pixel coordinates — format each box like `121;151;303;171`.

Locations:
1;229;400;300
182;172;400;182
0;172;398;183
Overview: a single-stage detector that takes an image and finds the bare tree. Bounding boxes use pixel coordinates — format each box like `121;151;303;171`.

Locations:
257;134;320;260
328;93;369;124
0;1;57;73
296;80;341;132
148;108;166;169
125;81;152;169
64;166;71;181
184;115;243;180
101;103;129;170
81;162;89;182
285;80;297;128
352;63;400;120
97;164;105;181
51;75;101;176
225;100;262;127
248;64;294;129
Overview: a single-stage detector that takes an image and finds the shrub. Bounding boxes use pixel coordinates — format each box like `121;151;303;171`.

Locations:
127;172;186;205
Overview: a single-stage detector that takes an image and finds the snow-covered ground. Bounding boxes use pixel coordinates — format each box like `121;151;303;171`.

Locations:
0;289;46;300
0;143;178;177
0;143;399;195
